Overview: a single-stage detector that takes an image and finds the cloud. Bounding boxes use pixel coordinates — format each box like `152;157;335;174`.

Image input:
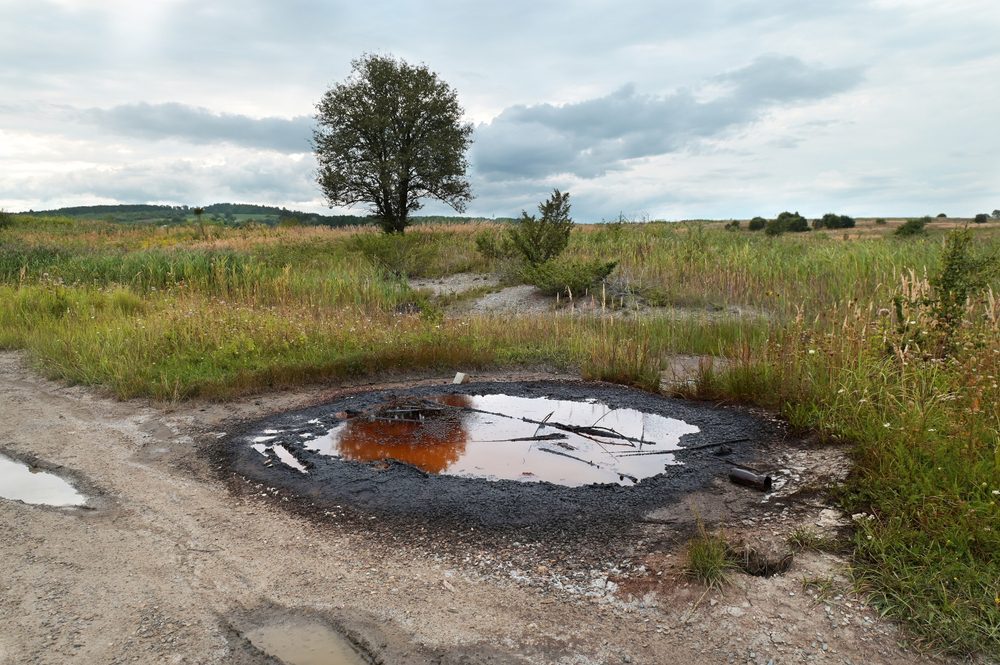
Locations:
84;103;315;154
718;54;862;103
472;55;862;180
2;155;318;209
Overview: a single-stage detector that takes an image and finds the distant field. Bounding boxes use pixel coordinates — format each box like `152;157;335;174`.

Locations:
0;212;997;656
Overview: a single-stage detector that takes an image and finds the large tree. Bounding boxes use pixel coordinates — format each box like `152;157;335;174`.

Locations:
313;54;474;234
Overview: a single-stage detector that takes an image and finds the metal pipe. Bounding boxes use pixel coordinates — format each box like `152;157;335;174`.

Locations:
728;468;772;491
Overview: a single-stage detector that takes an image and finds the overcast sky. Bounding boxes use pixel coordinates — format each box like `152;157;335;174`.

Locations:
2;0;998;220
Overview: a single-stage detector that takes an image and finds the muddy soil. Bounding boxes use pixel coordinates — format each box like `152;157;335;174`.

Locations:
0;351;954;664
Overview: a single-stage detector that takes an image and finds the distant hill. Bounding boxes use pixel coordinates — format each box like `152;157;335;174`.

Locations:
18;203;513;228
18;203;367;227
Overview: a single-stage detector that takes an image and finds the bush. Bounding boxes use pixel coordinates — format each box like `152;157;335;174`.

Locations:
504;190;574;265
777;211;809;233
973;213;989;224
748;216;767;231
474;228;512;261
815;213;856;229
764;211;808;236
895;218;928;237
930;229;996;345
724;220;740;231
936;213;947;218
993;209;1000;220
521;258;616;298
764;219;785;236
874;218;887;225
0;210;12;229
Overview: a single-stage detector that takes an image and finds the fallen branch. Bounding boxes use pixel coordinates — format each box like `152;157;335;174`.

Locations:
537;446;599;467
427;399;649;448
673;438;751;454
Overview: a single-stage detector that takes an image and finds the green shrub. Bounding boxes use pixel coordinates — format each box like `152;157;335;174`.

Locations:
474;228;513;260
895;218;928;237
874;218;887;225
815;213;856;229
0;210;12;229
936;213;948;218
765;212;809;235
777;211;809;232
521;258;616;297
930;229;997;345
501;189;574;265
973;213;989;224
748;216;767;231
724;220;740;231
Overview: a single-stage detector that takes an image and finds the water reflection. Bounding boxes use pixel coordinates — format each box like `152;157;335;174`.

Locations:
336;394;470;473
0;454;87;507
256;394;701;487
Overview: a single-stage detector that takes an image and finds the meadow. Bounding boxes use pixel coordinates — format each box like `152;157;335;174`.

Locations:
0;213;997;656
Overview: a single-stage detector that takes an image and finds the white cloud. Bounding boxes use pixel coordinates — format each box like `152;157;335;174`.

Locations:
1;0;998;218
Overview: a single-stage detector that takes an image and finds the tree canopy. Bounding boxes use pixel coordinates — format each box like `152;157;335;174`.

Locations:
313;54;474;234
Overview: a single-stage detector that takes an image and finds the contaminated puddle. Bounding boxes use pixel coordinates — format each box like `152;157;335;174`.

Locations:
0;454;87;507
252;394;700;487
244;619;367;665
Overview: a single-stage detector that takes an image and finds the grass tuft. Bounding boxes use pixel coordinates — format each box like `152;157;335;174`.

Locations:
685;527;734;589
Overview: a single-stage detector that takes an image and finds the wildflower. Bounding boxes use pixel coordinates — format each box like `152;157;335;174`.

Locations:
993;490;999;496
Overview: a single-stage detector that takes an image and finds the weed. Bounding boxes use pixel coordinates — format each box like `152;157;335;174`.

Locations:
788;528;841;553
801;576;838;602
521;258;616;298
685;527;734;589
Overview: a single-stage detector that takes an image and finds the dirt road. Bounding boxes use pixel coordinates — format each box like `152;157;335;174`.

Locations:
0;352;950;664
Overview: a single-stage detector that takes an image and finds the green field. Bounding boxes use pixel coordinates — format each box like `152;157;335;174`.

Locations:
0;213;997;656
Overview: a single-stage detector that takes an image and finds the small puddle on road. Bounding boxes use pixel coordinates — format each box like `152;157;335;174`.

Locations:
253;393;700;487
244;620;367;665
0;454;87;507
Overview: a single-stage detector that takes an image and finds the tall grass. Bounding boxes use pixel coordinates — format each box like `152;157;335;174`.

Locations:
1;215;998;655
687;277;999;655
